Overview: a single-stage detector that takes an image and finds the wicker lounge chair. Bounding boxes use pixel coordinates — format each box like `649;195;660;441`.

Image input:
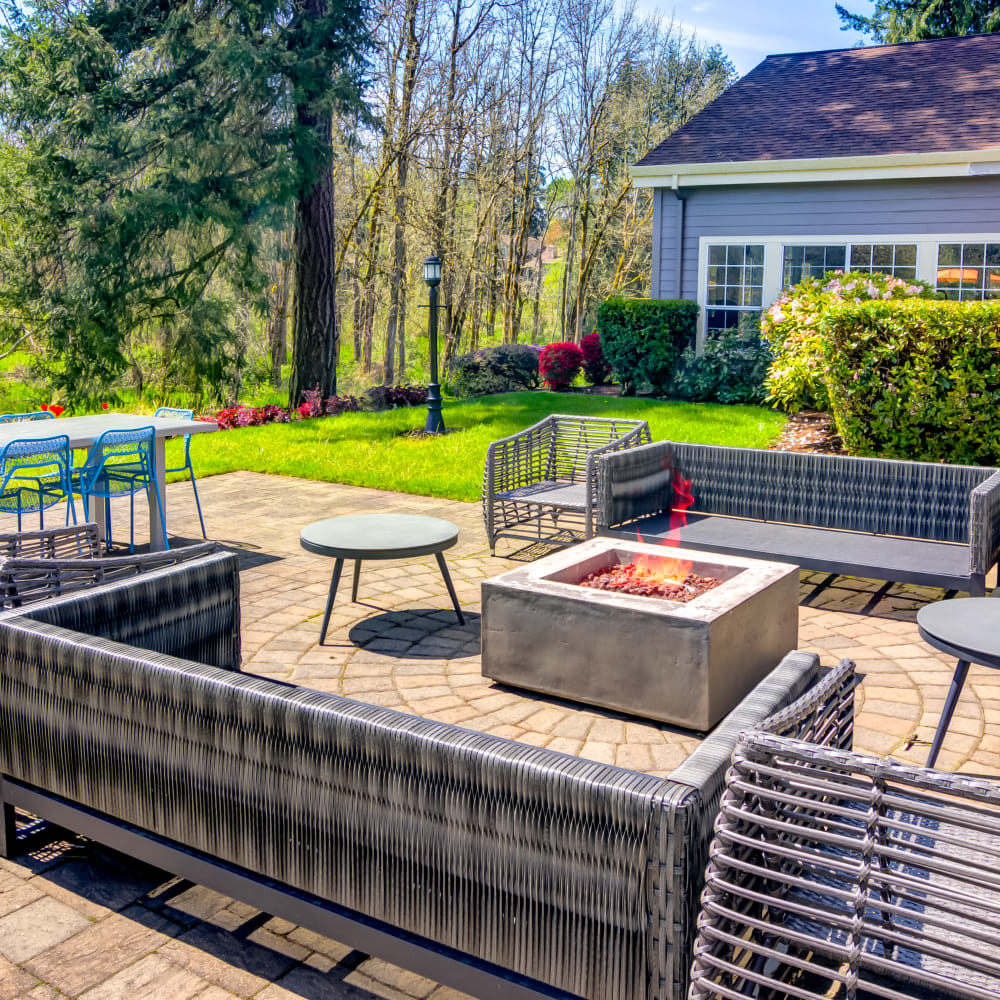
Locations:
688;657;1000;1000
0;554;823;1000
483;414;651;553
0;522;101;560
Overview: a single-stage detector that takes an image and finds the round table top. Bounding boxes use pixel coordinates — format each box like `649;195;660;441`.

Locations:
917;598;1000;669
300;513;459;561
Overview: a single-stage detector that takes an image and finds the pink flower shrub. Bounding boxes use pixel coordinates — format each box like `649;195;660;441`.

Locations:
539;342;584;391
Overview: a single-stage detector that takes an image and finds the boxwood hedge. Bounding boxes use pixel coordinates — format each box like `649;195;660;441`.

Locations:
822;299;1000;465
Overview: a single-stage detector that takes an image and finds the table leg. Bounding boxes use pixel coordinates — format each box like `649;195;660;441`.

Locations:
91;497;111;552
148;437;168;552
927;658;970;769
352;560;362;602
435;552;465;625
319;558;345;646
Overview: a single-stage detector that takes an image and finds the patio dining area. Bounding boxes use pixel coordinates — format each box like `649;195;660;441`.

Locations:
1;470;998;1000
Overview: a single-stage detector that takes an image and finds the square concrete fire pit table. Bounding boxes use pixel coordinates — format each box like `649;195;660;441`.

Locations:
481;538;799;730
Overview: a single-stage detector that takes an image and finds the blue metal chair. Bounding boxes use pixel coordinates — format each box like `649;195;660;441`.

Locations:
77;426;168;553
0;435;77;531
153;406;206;538
0;411;55;423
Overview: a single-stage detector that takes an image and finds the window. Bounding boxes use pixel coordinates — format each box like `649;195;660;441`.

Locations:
849;243;917;280
705;244;764;334
782;245;846;288
936;243;1000;300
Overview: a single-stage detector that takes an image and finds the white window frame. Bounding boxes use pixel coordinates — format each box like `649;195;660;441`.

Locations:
696;233;1000;350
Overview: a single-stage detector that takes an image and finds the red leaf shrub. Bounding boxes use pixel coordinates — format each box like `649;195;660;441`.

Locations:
581;331;611;386
539;342;584;391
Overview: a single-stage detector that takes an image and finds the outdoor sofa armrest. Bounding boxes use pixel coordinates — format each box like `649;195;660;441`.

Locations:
583;421;651;536
7;549;241;670
0;522;101;560
595;440;676;531
970;469;1000;581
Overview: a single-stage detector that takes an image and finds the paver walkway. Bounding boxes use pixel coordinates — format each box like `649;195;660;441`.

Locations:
1;470;997;1000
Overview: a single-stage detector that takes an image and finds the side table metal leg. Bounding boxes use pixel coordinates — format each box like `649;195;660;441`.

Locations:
927;659;970;769
352;560;361;602
435;552;465;625
319;559;344;646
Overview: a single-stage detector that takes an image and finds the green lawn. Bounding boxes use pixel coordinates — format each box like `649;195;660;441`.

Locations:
166;392;787;503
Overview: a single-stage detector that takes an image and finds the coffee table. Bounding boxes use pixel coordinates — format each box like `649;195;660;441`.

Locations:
301;513;465;645
917;597;1000;768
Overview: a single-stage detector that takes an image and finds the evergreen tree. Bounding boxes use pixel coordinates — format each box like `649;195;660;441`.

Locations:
0;0;368;403
837;0;1000;41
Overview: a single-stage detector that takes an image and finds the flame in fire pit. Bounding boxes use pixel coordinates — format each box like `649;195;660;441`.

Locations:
633;471;695;585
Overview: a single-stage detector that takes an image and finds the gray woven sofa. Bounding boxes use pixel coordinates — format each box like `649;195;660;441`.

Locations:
0;552;825;999
598;441;1000;595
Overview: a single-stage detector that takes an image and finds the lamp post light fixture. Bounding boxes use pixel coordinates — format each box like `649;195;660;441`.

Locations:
423;254;445;434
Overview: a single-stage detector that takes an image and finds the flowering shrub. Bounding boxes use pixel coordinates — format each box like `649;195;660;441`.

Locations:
539;342;584;391
581;331;611;386
760;271;935;412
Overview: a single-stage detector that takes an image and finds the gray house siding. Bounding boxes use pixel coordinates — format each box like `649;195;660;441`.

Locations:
654;174;1000;304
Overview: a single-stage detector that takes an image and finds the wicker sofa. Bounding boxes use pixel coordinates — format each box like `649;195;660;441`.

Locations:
689;657;1000;1000
598;441;1000;595
0;552;823;1000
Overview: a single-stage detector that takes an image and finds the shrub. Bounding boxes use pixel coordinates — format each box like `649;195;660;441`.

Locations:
597;298;698;394
448;343;540;398
821;299;1000;465
760;271;935;412
363;384;428;410
539;342;584;391
581;331;611;386
671;314;772;405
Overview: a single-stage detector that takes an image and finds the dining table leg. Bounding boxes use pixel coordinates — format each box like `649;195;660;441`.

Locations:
149;437;168;552
92;497;111;551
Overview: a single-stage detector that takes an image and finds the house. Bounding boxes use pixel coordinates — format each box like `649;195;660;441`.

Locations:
632;33;1000;348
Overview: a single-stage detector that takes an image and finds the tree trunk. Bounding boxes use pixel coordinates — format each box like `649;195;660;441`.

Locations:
289;0;338;407
268;252;291;386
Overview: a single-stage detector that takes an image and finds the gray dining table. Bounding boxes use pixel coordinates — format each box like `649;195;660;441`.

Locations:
0;413;217;551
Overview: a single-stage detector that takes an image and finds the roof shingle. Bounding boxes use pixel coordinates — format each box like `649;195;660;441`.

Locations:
636;33;1000;167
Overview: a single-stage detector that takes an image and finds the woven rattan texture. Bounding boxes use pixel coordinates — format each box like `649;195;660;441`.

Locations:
0;523;100;560
9;550;240;669
601;442;1000;547
688;659;1000;1000
483;415;650;550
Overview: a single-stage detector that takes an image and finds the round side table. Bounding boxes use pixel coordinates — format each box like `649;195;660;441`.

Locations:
300;513;465;645
917;597;1000;768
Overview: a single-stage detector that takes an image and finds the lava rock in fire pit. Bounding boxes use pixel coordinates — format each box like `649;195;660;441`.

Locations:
579;563;721;602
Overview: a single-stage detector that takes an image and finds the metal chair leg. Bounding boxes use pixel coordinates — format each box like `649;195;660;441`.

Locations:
352;560;361;602
927;659;970;769
435;552;465;625
319;559;344;646
188;467;207;538
0;796;16;859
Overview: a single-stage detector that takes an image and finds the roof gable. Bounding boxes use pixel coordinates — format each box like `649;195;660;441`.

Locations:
637;33;1000;168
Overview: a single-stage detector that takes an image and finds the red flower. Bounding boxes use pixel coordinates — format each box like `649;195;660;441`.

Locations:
40;403;48;411
101;402;109;410
49;405;65;417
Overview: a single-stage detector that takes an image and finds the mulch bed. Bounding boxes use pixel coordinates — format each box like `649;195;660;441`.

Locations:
771;410;845;455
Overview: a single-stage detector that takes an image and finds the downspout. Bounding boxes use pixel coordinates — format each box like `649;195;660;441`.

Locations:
672;174;686;300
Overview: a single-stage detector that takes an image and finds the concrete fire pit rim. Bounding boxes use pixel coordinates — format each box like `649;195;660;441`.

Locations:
483;538;800;622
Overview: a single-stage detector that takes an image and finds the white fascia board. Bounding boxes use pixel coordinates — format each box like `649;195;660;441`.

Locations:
631;148;1000;188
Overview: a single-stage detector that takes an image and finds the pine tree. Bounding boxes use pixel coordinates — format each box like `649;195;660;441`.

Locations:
837;0;1000;42
0;0;369;402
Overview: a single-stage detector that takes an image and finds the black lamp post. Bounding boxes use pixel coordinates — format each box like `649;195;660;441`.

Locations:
423;254;445;434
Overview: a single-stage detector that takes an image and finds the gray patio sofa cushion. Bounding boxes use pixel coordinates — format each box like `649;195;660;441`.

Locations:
0;554;819;1000
597;441;1000;594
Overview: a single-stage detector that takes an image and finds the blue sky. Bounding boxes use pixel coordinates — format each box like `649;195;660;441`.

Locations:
642;1;877;73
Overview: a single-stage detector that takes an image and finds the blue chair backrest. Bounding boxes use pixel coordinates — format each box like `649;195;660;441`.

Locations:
80;426;156;486
153;406;194;466
0;411;55;423
0;435;72;486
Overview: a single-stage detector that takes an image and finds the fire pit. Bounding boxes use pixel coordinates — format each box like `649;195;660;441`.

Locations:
481;537;799;730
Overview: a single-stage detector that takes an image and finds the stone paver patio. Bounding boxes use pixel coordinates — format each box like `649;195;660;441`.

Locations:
2;469;998;1000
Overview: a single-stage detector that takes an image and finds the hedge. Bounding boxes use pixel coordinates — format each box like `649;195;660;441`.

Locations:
596;297;698;394
822;299;1000;465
